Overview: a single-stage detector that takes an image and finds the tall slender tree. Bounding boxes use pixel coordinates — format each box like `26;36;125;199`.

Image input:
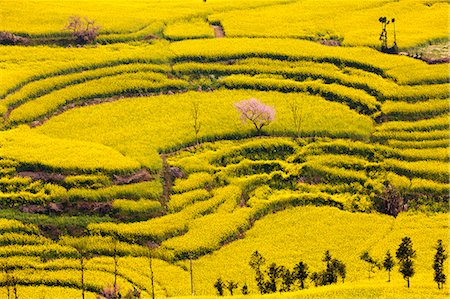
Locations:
279;266;294;292
293;261;309;289
214;278;225;296
433;239;447;289
249;251;266;294
360;251;380;280
226;280;238;295
383;251;395;282
191;100;201;146
265;263;281;293
396;236;416;288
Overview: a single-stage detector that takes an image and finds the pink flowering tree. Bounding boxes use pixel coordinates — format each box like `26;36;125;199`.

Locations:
234;98;275;133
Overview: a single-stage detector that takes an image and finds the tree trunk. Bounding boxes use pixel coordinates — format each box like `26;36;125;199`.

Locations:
407;278;410;288
81;257;85;299
150;257;155;299
113;242;118;292
190;258;195;296
300;280;304;289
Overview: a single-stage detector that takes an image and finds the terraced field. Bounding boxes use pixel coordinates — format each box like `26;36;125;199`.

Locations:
0;0;449;298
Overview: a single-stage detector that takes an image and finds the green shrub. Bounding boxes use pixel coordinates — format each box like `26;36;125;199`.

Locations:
64;174;111;189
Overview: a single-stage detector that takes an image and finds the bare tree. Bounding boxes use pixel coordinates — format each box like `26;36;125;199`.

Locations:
65;16;100;44
191;100;201;146
287;98;303;138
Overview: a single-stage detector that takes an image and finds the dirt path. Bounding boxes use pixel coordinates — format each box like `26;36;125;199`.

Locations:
211;25;225;38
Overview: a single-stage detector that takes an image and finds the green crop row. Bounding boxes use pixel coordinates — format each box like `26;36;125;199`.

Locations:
0;219;39;234
171;38;409;77
168;189;211;213
0;244;78;259
112;198;163;214
222;159;287;177
373;129;449;142
0;127;143;173
63;174;112;189
0;63;170;117
384;159;449;183
65;181;162;203
161;208;252;259
387;139;450;149
164;18;214;40
219;75;380;115
0;42;171;100
59;236;147;257
8;72;189;124
172;172;214;194
210;138;298;166
0;233;52;246
377;115;449;132
0;210;113;231
173;60;392;97
381;99;449;121
0;268;135;294
301;163;368;185
392;147;449;162
88;185;237;243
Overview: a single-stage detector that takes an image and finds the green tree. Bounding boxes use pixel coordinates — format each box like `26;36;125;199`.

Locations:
293;261;309;289
241;282;249;295
396;236;416;288
265;263;282;293
249;251;266;294
279;266;294;292
360;251;380;280
322;250;337;285
383;251;395;282
214;278;225;296
433;239;447;289
332;259;346;283
310;272;321;287
226;280;238;296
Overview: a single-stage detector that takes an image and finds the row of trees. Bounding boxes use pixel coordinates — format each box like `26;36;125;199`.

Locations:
214;250;345;296
214;237;447;296
360;237;447;289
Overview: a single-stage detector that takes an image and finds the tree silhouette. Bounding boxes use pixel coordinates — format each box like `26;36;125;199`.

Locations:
396;237;416;288
214;278;225;296
383;251;395;282
360;251;380;280
293;261;309;289
249;251;266;294
433;239;447;289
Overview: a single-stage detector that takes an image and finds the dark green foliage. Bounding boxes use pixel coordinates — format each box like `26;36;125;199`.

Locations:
265;263;282;293
322;250;337;284
249;250;266;294
214;278;225;296
360;251;380;279
383;250;395;282
433;239;447;289
226;280;238;296
241;283;249;295
310;272;320;287
311;251;346;286
333;259;346;283
396;236;416;288
279;266;295;292
293;261;309;289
